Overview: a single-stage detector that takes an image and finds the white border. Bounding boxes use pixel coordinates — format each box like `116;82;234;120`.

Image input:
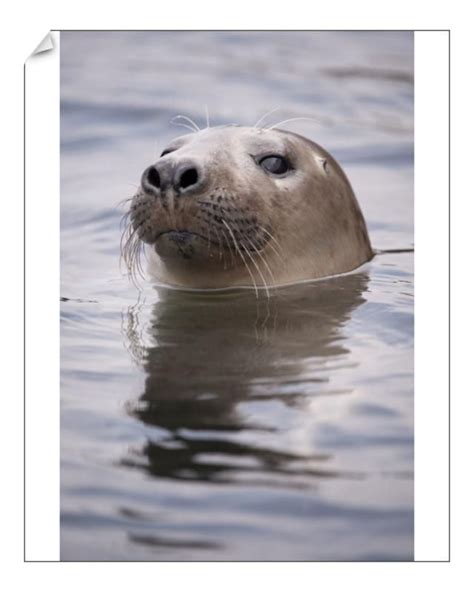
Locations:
22;29;450;564
413;31;450;561
25;31;60;561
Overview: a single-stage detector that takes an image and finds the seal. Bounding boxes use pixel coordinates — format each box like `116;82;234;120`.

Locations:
123;125;373;289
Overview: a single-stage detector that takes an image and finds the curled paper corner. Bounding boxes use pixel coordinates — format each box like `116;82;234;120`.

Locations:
28;32;55;60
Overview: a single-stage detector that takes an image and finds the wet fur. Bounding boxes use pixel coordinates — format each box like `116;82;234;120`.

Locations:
122;125;373;290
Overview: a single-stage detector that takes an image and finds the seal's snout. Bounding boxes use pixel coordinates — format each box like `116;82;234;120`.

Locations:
141;159;203;196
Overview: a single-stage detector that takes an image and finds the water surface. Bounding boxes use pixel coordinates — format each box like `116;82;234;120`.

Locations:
60;31;414;561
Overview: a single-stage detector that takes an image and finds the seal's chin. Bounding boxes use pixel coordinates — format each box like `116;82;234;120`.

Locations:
154;230;222;262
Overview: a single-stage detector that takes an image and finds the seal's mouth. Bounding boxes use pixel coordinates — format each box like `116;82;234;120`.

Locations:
156;230;214;245
154;228;267;263
154;229;224;261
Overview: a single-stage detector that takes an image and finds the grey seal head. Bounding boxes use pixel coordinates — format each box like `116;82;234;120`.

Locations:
123;125;373;289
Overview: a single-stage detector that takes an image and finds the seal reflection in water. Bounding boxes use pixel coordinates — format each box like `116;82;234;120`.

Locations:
122;272;369;487
123;125;373;289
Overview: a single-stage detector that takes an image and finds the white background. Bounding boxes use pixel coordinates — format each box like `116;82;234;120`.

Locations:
3;0;473;588
414;31;449;561
25;30;60;562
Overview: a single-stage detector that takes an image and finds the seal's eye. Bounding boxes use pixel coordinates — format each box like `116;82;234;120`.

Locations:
259;155;290;176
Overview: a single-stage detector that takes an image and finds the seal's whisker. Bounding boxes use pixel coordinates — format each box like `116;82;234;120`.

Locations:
205;105;210;129
257;225;282;248
243;233;277;287
237;234;271;299
121;218;142;253
221;231;230;270
207;221;232;269
222;220;259;299
267;116;324;130
119;223;132;259
121;238;135;282
219;224;236;267
171;115;201;132
214;225;225;266
122;233;137;276
119;213;148;288
258;224;284;257
129;239;146;287
254;107;282;129
170;121;197;133
126;240;138;282
119;210;131;231
264;240;285;264
215;227;233;270
117;196;134;209
257;226;286;262
131;236;144;273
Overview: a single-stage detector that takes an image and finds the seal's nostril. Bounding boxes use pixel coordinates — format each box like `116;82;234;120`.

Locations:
179;168;199;190
147;167;161;189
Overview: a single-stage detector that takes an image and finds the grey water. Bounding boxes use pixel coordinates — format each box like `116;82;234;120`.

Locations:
60;31;414;561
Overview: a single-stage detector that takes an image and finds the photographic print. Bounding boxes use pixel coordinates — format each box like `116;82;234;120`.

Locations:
59;31;414;561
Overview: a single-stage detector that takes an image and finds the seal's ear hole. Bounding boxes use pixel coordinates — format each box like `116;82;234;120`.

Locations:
259;155;290;176
316;157;330;175
160;149;174;157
